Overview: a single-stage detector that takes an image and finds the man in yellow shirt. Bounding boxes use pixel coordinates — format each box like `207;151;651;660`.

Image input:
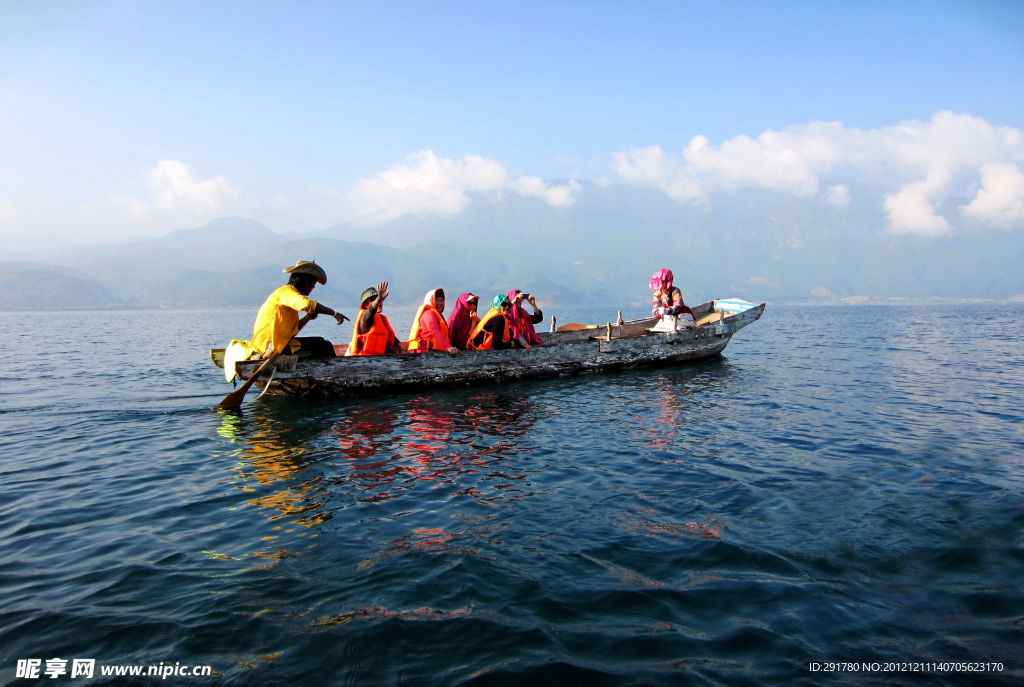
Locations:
251;260;349;358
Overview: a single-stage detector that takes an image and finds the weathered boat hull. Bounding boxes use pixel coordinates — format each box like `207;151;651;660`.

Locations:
218;301;765;399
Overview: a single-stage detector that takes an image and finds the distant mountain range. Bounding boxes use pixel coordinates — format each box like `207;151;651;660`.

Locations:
0;262;127;310
3;182;1023;311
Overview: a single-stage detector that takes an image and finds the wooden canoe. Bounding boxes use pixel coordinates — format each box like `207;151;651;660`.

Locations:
209;299;765;399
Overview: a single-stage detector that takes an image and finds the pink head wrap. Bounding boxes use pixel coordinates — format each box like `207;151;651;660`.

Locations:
649;268;674;290
505;289;543;346
446;292;477;349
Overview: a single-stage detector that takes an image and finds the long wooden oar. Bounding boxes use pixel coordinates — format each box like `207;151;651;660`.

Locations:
218;313;314;410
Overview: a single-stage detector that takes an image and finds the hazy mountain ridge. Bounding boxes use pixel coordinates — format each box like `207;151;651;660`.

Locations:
4;183;1023;311
0;262;129;310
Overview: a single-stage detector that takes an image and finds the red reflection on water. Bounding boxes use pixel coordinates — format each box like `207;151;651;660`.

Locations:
330;392;538;507
332;406;401;460
379;523;488;559
233;391;542;554
309;604;477;628
643;520;721;539
646;381;690;450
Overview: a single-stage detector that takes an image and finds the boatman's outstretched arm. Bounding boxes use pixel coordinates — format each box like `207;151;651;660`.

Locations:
313;302;349;325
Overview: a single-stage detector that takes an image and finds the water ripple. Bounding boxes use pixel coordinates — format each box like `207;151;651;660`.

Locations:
1;306;1023;685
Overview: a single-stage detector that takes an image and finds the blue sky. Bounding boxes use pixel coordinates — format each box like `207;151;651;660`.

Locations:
1;0;1022;244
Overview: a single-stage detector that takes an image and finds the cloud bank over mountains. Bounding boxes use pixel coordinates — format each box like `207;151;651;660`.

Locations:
344;151;583;223
110;160;241;220
2;112;1021;249
613;112;1024;238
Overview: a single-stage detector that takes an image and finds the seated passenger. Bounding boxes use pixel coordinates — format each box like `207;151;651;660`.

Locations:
251;260;348;359
649;268;696;328
347;281;404;356
469;295;525;350
446;292;480;350
506;289;544;346
408;289;458;357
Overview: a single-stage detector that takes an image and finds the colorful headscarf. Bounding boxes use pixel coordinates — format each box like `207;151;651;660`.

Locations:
492;294;510;310
359;286;378;305
649;268;674;290
447;292;478;349
505;289;544;346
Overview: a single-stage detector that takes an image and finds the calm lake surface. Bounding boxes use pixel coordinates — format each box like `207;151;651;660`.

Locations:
1;304;1022;686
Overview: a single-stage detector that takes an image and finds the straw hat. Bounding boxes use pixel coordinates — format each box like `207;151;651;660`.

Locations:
283;260;327;285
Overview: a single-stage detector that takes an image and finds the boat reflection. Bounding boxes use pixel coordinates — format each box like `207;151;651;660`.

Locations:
643;372;694;451
222;389;543;534
329;392;538;505
218;413;327;518
212;411;331;565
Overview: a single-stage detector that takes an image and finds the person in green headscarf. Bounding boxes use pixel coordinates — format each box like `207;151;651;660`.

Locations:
347;280;405;355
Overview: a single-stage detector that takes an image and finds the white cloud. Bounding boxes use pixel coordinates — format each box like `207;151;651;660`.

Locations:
883;173;953;237
960;162;1024;228
613;145;705;205
614;123;848;205
512;177;582;207
110;160;240;219
826;185;851;208
612;112;1024;237
685;123;844;196
346;151;582;223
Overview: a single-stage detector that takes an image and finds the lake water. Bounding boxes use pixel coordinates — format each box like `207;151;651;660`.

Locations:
1;304;1022;685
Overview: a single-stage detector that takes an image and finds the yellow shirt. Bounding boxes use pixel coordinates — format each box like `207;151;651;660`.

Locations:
251;285;318;355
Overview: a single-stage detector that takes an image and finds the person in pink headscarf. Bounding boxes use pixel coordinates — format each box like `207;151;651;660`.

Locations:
649;269;696;325
506;289;544;347
446;292;480;350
